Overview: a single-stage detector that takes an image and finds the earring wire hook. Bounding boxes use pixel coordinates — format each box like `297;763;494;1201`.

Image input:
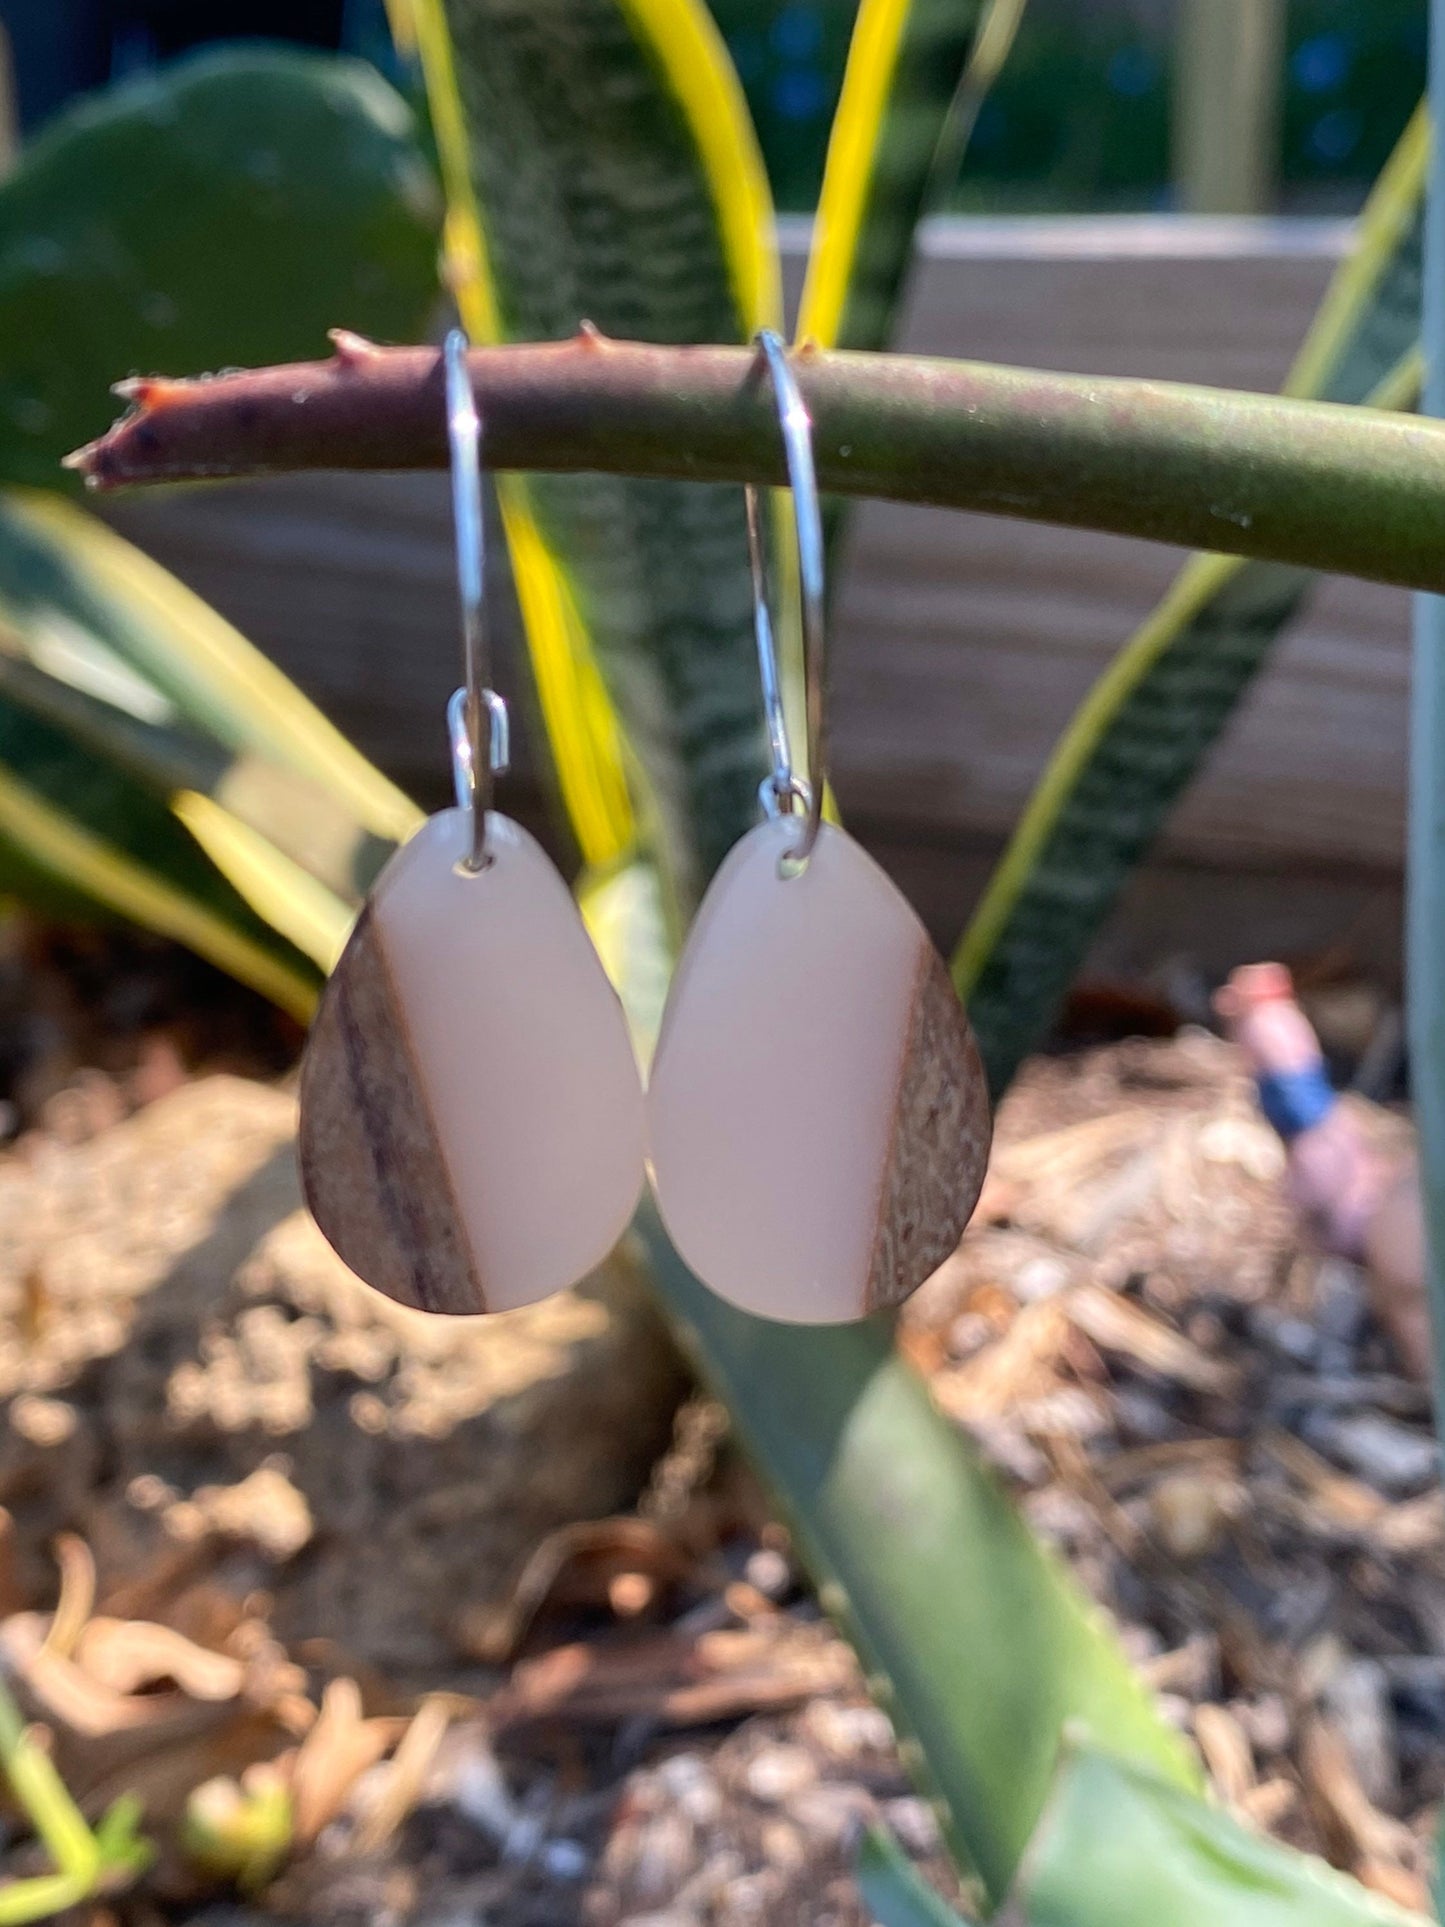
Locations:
744;328;826;867
444;327;509;871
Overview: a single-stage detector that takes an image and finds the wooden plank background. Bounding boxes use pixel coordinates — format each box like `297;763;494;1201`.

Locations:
103;217;1408;984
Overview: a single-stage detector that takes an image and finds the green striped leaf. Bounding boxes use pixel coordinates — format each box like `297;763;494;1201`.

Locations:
1018;1748;1429;1927
409;0;780;911
643;1215;1198;1905
799;0;1027;355
0;45;437;1001
0;688;324;1023
956;105;1427;1094
0;488;379;1013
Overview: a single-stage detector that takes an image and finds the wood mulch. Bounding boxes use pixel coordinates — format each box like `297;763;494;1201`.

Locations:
0;918;1438;1923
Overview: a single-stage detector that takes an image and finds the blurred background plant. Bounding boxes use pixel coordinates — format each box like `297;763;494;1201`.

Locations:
0;2;1438;1925
0;0;1427;214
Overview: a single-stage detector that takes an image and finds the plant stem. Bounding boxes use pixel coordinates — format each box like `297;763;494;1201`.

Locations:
68;331;1445;596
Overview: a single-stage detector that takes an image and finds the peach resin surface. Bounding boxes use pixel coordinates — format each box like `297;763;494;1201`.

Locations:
300;809;646;1316
647;818;990;1323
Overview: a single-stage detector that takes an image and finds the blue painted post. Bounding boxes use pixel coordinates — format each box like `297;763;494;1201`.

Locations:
1409;0;1445;1419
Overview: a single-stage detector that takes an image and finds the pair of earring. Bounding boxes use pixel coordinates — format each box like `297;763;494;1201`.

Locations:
299;330;991;1327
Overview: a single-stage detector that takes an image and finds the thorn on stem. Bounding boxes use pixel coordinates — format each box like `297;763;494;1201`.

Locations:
328;328;381;368
111;374;180;409
576;320;609;351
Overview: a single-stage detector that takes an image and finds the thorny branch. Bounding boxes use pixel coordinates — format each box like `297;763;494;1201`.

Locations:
69;327;1445;595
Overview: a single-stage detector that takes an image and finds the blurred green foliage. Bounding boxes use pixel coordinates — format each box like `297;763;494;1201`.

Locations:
0;45;442;490
708;0;1425;212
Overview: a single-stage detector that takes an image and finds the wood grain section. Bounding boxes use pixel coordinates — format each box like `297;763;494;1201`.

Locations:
299;903;484;1316
866;944;992;1313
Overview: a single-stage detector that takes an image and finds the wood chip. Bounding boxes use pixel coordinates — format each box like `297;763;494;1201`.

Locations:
932;1298;1072;1422
1193;1702;1256;1810
1260;1430;1389;1535
352;1694;454;1855
1139;1634;1220;1699
1066;1284;1237;1395
1147;1470;1244;1562
1095;1436;1242;1495
495;1624;855;1733
1238;1778;1298;1830
991;1111;1156;1191
1300;1715;1417;1873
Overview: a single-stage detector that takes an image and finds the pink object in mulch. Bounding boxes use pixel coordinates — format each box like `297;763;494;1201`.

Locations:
1215;963;1429;1381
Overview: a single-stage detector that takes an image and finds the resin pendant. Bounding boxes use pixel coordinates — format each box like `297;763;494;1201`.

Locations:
300;808;645;1316
647;818;991;1323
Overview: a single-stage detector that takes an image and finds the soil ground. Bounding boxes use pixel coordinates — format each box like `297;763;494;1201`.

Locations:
0;919;1436;1923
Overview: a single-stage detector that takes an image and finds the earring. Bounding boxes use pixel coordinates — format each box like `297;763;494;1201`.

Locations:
646;332;992;1324
299;330;645;1316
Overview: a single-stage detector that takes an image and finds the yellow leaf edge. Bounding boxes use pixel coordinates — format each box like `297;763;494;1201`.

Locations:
0;765;319;1021
401;0;780;877
7;490;421;846
952;104;1429;1000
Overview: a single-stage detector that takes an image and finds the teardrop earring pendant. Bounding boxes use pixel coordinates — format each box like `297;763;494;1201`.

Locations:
646;332;992;1324
299;330;646;1317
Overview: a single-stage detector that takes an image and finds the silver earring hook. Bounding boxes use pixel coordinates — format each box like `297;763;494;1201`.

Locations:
744;328;827;868
444;327;509;871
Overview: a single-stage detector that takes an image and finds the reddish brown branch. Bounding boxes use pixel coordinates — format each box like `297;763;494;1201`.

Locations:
67;329;1445;594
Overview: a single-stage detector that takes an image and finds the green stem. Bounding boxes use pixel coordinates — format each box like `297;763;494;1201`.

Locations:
0;1678;98;1888
70;332;1445;595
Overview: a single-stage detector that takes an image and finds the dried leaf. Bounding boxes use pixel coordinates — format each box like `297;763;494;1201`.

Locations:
457;1516;694;1663
933;1300;1072;1423
287;1678;403;1848
351;1695;452;1855
41;1535;95;1661
73;1620;244;1702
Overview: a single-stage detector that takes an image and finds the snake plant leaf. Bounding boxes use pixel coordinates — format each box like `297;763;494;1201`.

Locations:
403;0;781;912
0;692;324;1022
0;490;419;885
0;487;418;1013
856;1824;979;1927
0;45;442;491
798;0;1024;590
0;40;432;998
798;0;1027;355
956;103;1427;1095
1018;1748;1430;1927
643;1217;1197;1906
408;8;1200;1909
